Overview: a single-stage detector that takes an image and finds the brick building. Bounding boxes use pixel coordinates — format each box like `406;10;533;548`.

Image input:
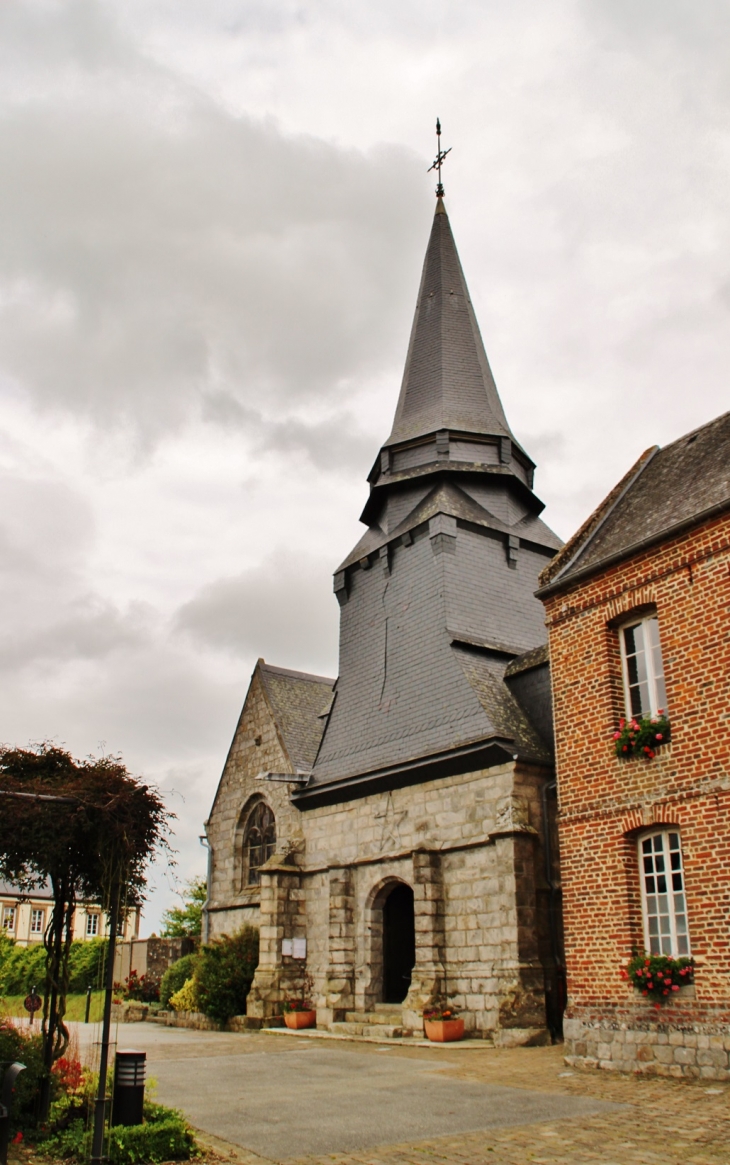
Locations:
204;193;565;1042
537;412;730;1078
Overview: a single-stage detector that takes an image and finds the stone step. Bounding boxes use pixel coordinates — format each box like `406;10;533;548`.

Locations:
329;1021;406;1039
344;1010;403;1025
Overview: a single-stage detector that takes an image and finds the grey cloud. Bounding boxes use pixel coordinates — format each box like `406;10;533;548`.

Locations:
0;597;153;673
0;4;426;447
174;550;339;677
201;392;375;473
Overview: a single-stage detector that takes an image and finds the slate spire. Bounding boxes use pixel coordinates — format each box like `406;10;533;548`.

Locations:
385;197;513;448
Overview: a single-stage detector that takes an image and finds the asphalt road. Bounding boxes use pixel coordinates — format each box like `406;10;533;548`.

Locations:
78;1023;622;1161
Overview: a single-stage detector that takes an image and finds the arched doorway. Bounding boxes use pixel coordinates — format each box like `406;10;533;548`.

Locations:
382;882;415;1003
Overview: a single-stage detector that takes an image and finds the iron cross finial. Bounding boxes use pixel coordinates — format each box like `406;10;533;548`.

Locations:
427;117;451;198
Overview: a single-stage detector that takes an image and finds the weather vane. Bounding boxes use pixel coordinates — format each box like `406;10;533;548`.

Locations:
428;118;451;198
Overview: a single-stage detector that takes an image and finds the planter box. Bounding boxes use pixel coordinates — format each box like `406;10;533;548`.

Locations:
424;1017;464;1043
284;1010;317;1030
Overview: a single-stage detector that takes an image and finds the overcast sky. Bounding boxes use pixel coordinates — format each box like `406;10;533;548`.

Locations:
1;0;728;930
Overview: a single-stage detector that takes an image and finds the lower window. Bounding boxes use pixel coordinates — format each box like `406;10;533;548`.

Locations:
86;912;100;937
639;830;690;956
30;908;45;934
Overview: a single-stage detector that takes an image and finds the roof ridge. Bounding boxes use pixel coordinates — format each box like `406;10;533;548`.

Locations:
258;660;335;686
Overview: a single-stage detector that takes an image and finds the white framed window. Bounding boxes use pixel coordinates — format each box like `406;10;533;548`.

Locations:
2;905;16;932
620;615;667;719
639;830;690;956
86;912;100;937
30;908;45;934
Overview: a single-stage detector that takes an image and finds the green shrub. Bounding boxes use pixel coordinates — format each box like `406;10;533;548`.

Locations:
40;1101;197;1163
67;938;108;993
159;953;198;1009
0;940;47;995
195;927;259;1024
0;1018;46;1130
0;937;107;996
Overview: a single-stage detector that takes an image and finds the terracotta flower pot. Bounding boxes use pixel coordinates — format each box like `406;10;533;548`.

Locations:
284;1010;316;1030
424;1017;465;1042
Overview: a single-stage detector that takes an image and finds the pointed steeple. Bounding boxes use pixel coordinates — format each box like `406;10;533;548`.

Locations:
385;197;513;448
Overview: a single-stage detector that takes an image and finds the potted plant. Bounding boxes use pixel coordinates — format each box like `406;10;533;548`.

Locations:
282;971;316;1029
423;1003;464;1042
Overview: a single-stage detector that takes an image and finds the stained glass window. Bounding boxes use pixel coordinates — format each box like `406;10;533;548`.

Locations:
244;802;276;886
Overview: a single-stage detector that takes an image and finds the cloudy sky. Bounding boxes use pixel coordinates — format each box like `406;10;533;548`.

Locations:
1;0;728;929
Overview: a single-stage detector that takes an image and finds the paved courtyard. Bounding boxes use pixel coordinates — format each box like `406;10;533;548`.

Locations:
80;1023;730;1165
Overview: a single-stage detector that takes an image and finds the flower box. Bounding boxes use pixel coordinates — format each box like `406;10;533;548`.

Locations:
424;1017;464;1042
614;713;670;760
284;1009;316;1029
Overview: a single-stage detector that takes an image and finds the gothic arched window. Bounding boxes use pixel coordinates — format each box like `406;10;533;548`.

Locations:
244;801;276;886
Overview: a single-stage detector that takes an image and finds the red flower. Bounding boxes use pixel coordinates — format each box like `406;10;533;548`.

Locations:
619;718;626;728
622;745;628;752
655;733;663;741
642;990;648;996
12;1133;23;1144
613;731;621;740
672;985;679;991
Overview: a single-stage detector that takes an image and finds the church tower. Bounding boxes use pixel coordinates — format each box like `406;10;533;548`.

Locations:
206;170;565;1043
300;195;561;799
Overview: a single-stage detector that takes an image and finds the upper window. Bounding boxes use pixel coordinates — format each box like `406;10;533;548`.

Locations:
639;830;690;957
620;615;667;718
2;906;16;932
86;912;100;937
30;908;45;934
244;801;276;886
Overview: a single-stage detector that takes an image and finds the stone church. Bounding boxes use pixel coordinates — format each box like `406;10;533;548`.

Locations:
203;194;565;1042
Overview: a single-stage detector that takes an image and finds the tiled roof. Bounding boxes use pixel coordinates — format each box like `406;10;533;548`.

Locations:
538;411;730;594
258;662;335;772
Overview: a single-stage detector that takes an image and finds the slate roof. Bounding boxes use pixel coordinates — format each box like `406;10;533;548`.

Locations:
338;480;561;573
385;198;515;448
299;198;559;799
0;878;53;899
538;411;730;595
258;662;335;772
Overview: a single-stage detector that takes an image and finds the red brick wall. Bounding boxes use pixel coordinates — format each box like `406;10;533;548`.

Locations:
543;511;730;1021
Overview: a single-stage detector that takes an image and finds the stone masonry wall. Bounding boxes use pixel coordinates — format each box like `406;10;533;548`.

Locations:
208;735;557;1038
543;511;730;1077
205;666;304;939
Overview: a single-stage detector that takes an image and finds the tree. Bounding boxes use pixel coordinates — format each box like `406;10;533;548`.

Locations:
0;743;171;1119
160;877;206;938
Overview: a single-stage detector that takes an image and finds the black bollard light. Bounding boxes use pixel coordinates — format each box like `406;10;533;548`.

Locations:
85;985;93;1024
0;1062;26;1165
112;1052;146;1127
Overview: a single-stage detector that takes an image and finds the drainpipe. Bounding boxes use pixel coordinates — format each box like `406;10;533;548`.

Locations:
199;833;212;944
541;779;565;1036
